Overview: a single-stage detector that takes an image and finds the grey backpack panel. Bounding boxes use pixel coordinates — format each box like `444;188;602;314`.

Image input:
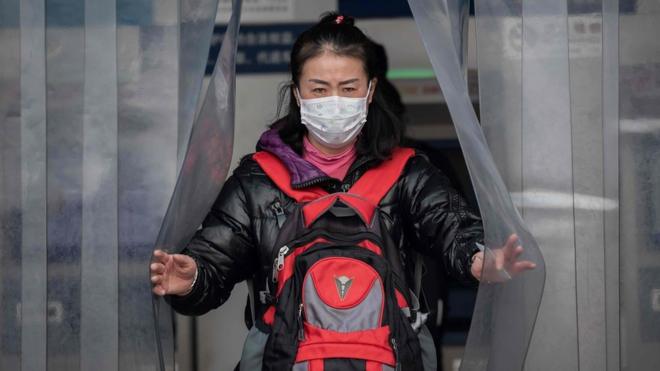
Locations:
418;325;438;371
239;326;269;371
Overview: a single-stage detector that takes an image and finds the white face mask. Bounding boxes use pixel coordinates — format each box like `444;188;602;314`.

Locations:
297;82;371;149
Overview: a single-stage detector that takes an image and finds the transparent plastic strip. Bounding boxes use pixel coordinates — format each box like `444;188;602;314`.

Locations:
152;0;242;369
566;1;607;369
178;0;221;170
519;0;577;369
19;0;48;369
407;1;546;370
0;3;22;362
447;0;469;82
154;0;241;254
0;1;27;369
80;0;119;369
601;0;620;369
45;0;85;368
618;0;660;369
116;0;179;369
475;0;523;196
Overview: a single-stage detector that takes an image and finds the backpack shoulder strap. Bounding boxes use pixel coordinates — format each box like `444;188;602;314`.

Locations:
348;147;415;206
252;151;327;203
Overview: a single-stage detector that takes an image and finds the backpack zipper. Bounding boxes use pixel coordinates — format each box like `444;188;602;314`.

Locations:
272;245;289;283
297;303;305;341
391;338;400;371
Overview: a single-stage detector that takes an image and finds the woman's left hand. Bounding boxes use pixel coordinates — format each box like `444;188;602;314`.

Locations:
470;234;537;282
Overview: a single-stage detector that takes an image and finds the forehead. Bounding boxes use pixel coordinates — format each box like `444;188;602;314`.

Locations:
300;51;367;83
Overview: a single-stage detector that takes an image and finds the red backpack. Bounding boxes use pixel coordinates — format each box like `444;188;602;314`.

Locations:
252;147;424;371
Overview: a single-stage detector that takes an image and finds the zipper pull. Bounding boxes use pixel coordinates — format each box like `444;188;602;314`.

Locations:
391;338;400;371
272;245;289;283
297;303;305;341
271;259;278;283
276;245;289;271
271;201;286;228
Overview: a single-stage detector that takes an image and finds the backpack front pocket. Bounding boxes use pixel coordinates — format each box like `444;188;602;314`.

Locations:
291;257;396;370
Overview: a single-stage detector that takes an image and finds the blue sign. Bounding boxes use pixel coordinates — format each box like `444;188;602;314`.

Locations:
339;0;413;18
338;0;636;17
208;23;313;75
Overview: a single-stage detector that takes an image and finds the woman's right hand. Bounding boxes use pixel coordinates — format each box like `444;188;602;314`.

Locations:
150;250;198;296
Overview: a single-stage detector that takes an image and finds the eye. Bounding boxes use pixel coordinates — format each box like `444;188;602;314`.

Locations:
312;87;326;94
342;87;357;93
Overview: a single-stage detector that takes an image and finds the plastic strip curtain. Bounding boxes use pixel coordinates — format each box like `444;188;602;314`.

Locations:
474;0;576;369
475;0;660;370
178;0;224;171
1;1;47;370
0;0;240;370
116;0;179;368
406;1;546;370
152;0;242;369
601;2;620;370
618;1;660;369
410;0;660;370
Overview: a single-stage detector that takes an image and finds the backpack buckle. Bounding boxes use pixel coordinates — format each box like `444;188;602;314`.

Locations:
410;309;429;333
259;290;274;305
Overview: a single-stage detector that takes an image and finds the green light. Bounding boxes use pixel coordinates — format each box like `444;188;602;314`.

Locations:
386;68;436;80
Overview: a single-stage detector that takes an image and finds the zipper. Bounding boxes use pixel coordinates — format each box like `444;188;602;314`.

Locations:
391;338;400;371
289;156;378;190
272;245;289;283
297;303;305;341
269;233;383;288
280;229;385;256
292;176;334;190
270;200;286;228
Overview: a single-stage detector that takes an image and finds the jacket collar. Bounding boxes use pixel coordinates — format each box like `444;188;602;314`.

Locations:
256;129;377;189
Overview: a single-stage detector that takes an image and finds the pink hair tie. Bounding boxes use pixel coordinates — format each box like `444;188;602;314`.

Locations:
335;15;344;24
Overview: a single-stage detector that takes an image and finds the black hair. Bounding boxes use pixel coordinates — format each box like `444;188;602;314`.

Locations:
372;41;407;124
272;12;405;159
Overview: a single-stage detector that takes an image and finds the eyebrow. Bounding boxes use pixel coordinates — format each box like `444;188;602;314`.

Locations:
308;78;361;86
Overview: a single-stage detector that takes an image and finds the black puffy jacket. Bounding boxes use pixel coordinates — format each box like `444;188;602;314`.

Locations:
167;130;483;325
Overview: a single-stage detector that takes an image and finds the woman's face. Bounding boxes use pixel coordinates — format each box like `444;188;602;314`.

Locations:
295;51;377;103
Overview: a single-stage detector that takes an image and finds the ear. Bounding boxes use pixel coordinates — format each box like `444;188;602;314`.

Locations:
292;84;301;107
367;78;378;104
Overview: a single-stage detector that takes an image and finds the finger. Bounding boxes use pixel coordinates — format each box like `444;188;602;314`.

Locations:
492;249;505;271
511;245;524;260
495;255;504;271
150;263;165;274
505;233;519;248
511;260;537;273
152;250;170;264
503;234;519;260
482;248;503;271
470;252;484;279
151;275;163;284
152;285;166;296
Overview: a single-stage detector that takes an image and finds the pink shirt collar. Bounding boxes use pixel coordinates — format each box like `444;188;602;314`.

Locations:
302;136;357;181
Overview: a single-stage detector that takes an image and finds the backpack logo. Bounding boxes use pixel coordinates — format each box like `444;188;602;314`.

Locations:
334;275;353;301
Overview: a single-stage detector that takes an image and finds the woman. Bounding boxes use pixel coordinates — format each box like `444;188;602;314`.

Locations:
150;13;534;370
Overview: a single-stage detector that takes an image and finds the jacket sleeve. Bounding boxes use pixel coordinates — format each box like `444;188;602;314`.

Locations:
166;173;258;316
399;155;484;285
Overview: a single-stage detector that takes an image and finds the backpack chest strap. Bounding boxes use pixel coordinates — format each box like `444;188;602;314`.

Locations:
253;147;415;226
347;147;415;207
